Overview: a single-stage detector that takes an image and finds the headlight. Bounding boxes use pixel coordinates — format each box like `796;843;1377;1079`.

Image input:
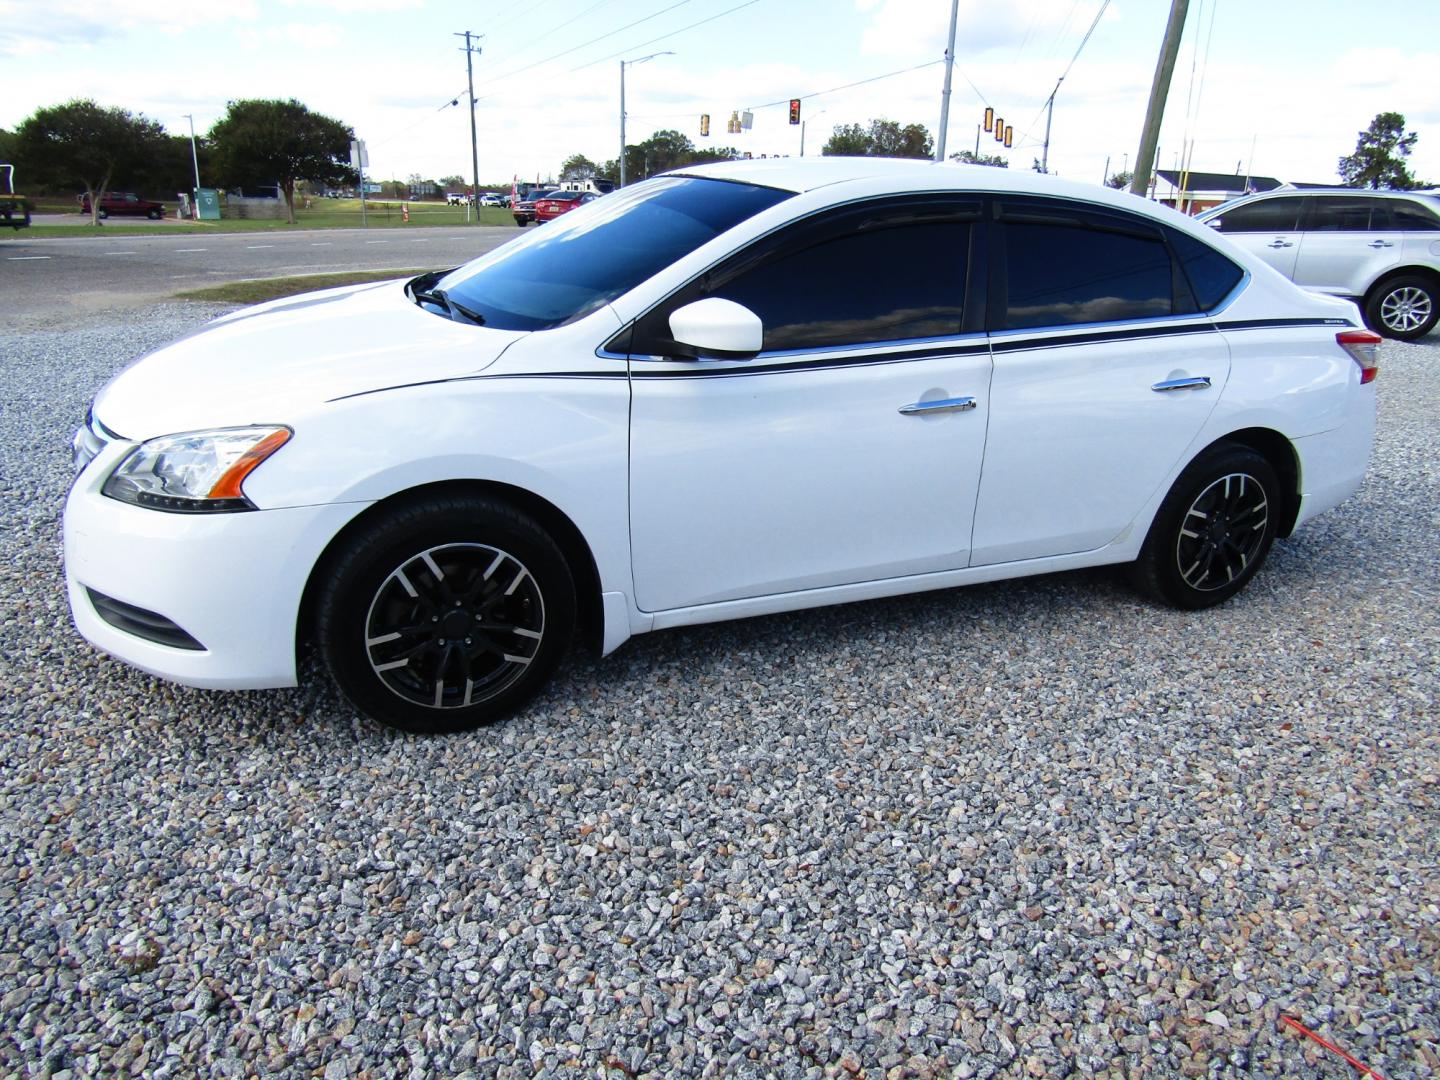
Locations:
102;426;291;513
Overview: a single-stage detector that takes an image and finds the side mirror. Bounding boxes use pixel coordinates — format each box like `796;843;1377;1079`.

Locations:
1204;217;1222;229
667;297;763;359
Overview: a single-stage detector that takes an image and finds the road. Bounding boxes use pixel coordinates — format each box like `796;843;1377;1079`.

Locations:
0;226;517;326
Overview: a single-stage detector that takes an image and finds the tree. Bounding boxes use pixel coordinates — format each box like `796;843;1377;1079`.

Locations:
822;119;932;159
207;99;356;224
1106;170;1134;190
438;174;465;190
1339;112;1422;189
951;150;1008;168
601;130;739;184
13;99;168;224
560;154;598;180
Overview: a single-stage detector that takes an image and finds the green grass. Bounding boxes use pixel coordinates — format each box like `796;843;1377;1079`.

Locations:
10;197;514;238
173;268;427;305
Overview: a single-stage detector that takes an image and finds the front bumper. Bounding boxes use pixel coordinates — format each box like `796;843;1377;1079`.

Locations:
64;447;367;690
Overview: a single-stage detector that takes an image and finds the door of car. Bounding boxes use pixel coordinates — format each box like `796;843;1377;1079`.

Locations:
1203;195;1308;278
1292;196;1404;296
970;198;1232;566
626;197;992;613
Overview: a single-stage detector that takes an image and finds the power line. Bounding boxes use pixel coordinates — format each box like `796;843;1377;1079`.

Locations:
571;0;764;71
743;59;944;113
488;0;614;71
476;0;703;88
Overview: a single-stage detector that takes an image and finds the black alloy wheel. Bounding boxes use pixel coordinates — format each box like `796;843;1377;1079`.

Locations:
147;208;162;220
1364;274;1438;341
317;495;575;732
1130;444;1281;609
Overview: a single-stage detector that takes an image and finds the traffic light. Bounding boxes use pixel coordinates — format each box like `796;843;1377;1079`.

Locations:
1003;125;1013;148
983;107;994;133
994;117;1004;142
789;99;801;125
700;113;710;137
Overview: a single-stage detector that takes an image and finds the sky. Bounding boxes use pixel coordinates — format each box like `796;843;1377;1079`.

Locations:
4;0;1439;193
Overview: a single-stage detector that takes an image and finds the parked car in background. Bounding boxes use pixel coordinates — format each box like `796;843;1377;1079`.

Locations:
512;188;557;226
1198;189;1440;340
479;193;504;207
79;192;167;220
533;189;599;223
65;159;1379;734
445;192;470;205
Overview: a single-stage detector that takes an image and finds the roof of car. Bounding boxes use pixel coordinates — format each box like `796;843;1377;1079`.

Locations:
671;156;1190;223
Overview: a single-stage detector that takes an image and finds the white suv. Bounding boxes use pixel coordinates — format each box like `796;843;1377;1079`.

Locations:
1199;189;1440;340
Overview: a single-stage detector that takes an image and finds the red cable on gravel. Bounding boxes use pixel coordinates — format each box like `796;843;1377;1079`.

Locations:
1280;1015;1385;1079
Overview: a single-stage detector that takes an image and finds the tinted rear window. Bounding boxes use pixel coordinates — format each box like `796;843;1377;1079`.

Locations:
435;177;792;331
1168;228;1244;310
1004;221;1173;329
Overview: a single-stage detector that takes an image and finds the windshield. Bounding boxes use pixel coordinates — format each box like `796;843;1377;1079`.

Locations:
432;176;793;331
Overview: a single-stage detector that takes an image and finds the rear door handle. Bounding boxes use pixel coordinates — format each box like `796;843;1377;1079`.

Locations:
899;395;977;415
1152;376;1212;392
1368;239;1394;248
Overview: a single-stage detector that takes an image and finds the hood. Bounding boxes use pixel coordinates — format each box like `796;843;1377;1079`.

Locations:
94;279;527;439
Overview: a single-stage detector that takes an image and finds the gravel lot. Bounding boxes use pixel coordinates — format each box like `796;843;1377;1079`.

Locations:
1;307;1436;1079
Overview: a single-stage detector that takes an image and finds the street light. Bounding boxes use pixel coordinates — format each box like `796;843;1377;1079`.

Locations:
182;113;201;218
619;51;674;188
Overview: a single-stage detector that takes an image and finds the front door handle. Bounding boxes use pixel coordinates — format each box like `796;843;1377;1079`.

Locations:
1368;239;1394;248
1267;239;1293;249
1151;376;1212;392
899;395;977;415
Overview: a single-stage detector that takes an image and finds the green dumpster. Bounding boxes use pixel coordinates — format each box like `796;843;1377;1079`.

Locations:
195;188;221;221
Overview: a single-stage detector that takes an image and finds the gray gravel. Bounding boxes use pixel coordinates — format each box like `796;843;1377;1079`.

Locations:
1;307;1437;1079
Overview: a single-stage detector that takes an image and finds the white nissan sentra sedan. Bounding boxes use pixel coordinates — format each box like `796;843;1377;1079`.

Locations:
65;158;1379;733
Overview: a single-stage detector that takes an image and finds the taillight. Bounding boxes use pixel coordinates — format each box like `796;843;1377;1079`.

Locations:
1337;329;1381;384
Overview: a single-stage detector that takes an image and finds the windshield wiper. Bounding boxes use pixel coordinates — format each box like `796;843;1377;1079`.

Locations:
409;282;486;326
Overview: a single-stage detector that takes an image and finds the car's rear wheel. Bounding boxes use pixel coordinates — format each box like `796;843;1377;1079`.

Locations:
1130;444;1280;609
1364;274;1438;341
316;494;575;733
147;208;162;220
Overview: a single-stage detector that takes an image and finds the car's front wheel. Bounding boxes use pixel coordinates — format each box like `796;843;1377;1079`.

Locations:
1130;444;1281;609
97;208;108;220
1364;274;1438;341
316;494;575;733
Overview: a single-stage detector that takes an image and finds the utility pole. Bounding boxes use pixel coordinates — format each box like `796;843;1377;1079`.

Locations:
934;0;960;160
456;31;483;221
1129;0;1189;197
182;113;201;217
1040;77;1063;173
799;109;826;157
619;51;672;187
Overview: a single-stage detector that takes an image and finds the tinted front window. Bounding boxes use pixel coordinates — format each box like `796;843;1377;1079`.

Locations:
1167;228;1244;311
435;177;792;330
709;222;970;350
1004;222;1172;329
1211;197;1303;232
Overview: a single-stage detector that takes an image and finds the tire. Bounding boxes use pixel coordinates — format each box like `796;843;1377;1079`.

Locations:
1129;443;1280;610
316;494;576;733
97;208;108;220
147;208;162;220
1363;274;1438;341
514;216;528;227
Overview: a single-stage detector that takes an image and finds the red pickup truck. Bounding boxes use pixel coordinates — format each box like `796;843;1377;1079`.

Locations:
79;192;166;220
